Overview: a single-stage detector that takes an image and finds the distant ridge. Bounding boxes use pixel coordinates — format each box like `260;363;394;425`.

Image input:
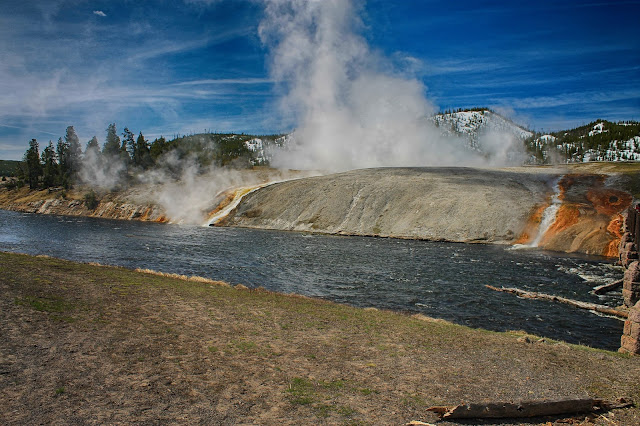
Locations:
430;109;639;164
3;110;638;169
527;120;640;163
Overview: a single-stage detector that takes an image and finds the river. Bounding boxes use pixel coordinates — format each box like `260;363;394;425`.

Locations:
0;209;625;350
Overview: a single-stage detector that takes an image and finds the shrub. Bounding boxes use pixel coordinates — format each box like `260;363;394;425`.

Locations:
83;190;99;210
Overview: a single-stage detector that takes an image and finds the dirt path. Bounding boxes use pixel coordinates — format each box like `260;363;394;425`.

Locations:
1;252;639;425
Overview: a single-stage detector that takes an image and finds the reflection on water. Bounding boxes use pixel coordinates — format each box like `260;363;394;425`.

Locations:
0;209;624;350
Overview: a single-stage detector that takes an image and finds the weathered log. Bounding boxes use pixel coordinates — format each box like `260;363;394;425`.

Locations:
593;279;623;295
485;285;628;319
426;398;633;419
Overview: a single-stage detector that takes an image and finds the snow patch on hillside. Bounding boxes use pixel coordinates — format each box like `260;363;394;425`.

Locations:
588;122;608;137
431;110;533;151
582;136;640;162
245;135;291;166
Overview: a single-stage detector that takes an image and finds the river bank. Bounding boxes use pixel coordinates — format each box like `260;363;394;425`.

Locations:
1;163;638;257
1;252;639;425
220;164;638;257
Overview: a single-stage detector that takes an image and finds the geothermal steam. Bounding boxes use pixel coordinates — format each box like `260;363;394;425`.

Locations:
260;0;522;171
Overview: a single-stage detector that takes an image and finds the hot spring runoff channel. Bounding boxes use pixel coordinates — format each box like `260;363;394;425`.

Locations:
0;209;625;350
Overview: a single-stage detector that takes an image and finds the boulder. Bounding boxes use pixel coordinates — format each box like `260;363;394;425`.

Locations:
620;300;640;354
624;261;640;282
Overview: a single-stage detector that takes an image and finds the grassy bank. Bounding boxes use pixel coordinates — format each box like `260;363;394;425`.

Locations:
1;252;639;425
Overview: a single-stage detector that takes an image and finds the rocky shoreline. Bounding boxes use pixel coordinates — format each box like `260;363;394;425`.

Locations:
0;187;169;222
1;165;637;258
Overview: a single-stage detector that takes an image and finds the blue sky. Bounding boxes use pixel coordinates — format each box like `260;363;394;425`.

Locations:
1;0;639;160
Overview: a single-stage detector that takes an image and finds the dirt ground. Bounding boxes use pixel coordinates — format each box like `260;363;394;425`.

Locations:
1;251;639;425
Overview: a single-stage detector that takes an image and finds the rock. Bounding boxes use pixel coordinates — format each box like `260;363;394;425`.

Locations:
620;301;640;355
222;167;553;244
623;262;640;307
625;261;640;282
623;289;640;307
620;335;640;354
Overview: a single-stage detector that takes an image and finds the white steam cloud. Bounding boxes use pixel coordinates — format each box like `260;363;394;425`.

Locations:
79;143;312;225
259;0;522;171
80;152;126;191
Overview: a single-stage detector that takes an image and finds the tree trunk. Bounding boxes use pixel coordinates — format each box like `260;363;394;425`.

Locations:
593;279;623;295
485;285;628;319
427;398;633;419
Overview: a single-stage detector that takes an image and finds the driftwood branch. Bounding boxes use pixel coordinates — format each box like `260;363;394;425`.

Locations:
485;285;628;320
426;398;633;420
593;279;623;295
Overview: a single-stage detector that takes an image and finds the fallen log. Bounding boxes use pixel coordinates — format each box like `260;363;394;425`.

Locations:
426;398;633;420
593;279;623;295
485;285;628;320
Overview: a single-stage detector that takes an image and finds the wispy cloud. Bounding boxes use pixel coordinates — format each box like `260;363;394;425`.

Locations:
93;10;107;17
0;123;58;136
127;27;252;62
175;78;273;86
504;89;640;110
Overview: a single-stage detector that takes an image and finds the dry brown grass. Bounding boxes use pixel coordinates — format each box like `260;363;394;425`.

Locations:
1;251;639;425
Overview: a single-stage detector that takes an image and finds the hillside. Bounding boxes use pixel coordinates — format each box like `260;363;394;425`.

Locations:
431;109;533;151
428;110;640;165
527;120;640;164
4;111;638;182
0;160;20;177
252;111;639;166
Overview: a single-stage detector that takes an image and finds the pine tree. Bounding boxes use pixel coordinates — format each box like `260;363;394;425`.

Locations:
86;136;100;155
133;132;152;168
102;123;121;157
41;141;58;188
65;126;83;178
23;139;42;189
56;138;70;188
149;136;167;161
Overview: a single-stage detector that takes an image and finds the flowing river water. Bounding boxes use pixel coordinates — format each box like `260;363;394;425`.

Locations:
0;209;625;350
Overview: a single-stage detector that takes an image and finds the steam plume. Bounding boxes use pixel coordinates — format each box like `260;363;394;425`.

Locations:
259;0;522;171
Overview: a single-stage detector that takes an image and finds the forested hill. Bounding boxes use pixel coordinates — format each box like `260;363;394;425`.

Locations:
3;114;639;190
0;160;20;177
431;110;640;164
525;120;640;163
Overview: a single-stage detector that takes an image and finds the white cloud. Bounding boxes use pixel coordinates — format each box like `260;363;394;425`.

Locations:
93;10;107;17
175;78;273;86
506;89;640;109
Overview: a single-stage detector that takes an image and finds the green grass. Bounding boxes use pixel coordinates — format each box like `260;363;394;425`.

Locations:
15;295;69;312
287;377;315;405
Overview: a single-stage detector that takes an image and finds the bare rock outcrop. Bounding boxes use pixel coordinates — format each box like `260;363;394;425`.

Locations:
220;167;633;256
219;167;555;244
0;187;168;223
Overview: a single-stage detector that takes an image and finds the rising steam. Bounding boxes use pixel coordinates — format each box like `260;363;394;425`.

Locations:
75;0;527;225
260;0;522;171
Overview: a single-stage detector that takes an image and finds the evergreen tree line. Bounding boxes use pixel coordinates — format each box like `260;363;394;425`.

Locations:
18;124;159;190
14;125;282;190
